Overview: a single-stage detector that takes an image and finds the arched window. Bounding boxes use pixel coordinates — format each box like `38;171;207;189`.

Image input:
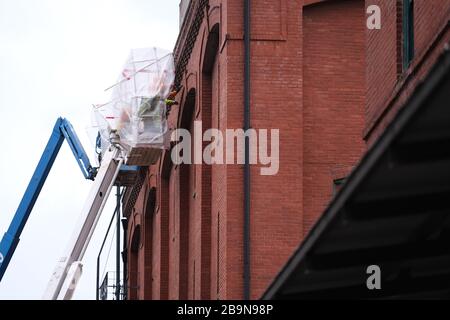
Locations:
129;224;141;299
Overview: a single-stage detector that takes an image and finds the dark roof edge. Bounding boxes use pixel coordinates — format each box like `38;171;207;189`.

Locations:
262;46;450;300
364;20;450;140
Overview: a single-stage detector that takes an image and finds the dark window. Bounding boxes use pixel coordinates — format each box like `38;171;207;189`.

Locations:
333;178;346;196
129;225;141;300
145;187;156;217
402;0;415;70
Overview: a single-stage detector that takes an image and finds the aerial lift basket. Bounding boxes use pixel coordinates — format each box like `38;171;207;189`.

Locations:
94;47;174;166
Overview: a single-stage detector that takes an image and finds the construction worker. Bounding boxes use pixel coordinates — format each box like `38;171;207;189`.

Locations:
165;89;179;117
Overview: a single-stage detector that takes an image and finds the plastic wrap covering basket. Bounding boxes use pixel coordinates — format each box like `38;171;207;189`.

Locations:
94;47;174;166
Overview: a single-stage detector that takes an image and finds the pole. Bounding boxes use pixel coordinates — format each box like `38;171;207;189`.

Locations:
115;185;121;300
243;0;251;300
95;195;118;300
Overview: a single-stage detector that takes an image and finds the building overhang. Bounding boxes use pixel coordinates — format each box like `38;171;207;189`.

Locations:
263;48;450;299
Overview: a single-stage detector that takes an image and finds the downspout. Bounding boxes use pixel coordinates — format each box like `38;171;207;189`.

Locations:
115;185;121;300
121;217;128;300
243;0;251;300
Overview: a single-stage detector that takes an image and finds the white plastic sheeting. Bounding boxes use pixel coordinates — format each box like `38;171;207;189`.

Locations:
93;47;174;151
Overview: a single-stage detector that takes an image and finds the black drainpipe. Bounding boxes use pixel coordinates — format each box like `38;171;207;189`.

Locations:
121;217;128;300
243;0;251;300
115;185;121;300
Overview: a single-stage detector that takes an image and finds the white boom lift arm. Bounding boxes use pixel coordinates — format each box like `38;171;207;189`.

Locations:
43;146;123;299
0;118;129;299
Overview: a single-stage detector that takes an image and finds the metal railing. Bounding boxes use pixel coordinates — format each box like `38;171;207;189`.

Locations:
96;186;125;300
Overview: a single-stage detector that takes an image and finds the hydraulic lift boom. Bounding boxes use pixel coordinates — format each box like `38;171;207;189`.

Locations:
0;118;97;282
0;117;129;300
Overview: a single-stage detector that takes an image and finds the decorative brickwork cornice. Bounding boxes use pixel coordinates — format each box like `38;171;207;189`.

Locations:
173;0;209;89
122;168;147;218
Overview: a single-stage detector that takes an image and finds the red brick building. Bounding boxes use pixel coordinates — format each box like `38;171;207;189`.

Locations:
122;0;450;300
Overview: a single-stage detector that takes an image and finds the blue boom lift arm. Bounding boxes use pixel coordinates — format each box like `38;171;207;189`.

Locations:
0;117;97;281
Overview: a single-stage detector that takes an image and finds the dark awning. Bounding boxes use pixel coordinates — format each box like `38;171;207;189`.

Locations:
263;48;450;299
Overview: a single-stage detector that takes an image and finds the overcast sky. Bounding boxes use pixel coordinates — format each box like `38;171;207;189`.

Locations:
0;0;179;299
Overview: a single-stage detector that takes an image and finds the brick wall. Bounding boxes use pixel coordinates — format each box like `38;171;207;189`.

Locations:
365;0;450;144
125;0;363;300
124;0;449;300
303;0;366;234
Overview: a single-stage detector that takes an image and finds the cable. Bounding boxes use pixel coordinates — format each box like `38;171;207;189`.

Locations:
101;222;117;283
